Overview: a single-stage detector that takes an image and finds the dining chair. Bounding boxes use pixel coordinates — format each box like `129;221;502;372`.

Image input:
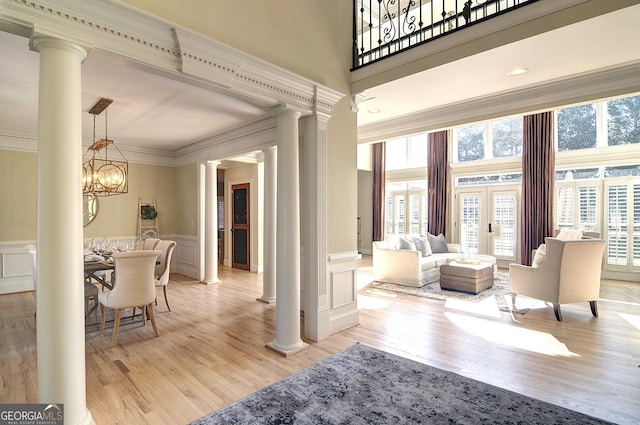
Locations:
154;240;177;311
24;244;37;290
143;238;161;250
99;250;161;346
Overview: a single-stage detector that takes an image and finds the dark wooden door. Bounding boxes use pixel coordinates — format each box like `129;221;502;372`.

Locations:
231;183;250;270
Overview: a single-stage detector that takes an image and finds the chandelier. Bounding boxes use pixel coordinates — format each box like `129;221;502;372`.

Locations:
82;98;128;196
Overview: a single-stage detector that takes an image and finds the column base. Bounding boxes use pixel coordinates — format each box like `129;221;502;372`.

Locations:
257;296;276;304
77;409;96;425
201;278;221;285
265;340;309;357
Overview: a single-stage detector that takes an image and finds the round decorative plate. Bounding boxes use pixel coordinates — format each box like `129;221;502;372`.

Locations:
142;229;158;239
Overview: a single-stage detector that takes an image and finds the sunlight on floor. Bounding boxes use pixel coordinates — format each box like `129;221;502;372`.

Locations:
445;311;580;357
357;272;374;290
444;296;502;319
617;312;640;330
358;294;394;310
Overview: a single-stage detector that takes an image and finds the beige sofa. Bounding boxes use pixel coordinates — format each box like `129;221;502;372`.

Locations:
372;234;497;287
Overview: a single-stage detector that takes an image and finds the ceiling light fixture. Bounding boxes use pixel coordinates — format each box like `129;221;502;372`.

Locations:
367;108;381;114
507;67;529;77
82;98;128;196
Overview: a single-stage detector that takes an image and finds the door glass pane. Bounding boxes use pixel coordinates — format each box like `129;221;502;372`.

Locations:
492;194;516;257
385;194;394;236
460;194;480;255
556;186;575;230
233;188;247;224
409;194;421;234
233;229;248;264
395;195;405;235
578;186;598;231
633;184;640;267
607;184;628;266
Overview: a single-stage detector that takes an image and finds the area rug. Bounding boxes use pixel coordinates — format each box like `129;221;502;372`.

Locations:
367;271;513;308
191;343;612;425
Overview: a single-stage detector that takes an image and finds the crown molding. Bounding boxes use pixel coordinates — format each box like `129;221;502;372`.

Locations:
0;0;345;119
357;60;640;144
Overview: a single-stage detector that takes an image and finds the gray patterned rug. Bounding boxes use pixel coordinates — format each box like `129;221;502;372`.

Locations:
191;343;613;424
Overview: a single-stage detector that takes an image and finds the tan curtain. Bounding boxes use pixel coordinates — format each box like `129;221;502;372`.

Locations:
372;142;386;241
427;131;448;236
521;111;555;265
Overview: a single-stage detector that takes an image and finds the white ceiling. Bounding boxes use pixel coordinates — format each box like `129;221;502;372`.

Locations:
0;3;639;154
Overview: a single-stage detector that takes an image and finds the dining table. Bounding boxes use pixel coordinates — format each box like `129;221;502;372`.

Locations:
84;258;115;290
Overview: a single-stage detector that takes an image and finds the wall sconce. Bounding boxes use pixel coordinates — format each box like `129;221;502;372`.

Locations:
82;98;128;196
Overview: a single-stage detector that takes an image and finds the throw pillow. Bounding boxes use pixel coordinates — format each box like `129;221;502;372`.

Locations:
386;235;402;250
413;236;432;257
399;236;417;251
428;232;448;253
532;243;546;268
556;229;583;240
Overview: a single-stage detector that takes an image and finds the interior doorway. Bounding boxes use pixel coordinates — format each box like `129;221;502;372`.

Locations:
231;183;250;270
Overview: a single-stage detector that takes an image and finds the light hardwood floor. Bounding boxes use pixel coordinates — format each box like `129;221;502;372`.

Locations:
1;257;639;425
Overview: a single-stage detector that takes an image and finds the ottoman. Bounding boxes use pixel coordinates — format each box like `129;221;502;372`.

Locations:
439;260;493;294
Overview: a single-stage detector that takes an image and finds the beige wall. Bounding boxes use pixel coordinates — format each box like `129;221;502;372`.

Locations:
0;147;178;242
0;150;36;241
82;162;178;238
120;0;358;254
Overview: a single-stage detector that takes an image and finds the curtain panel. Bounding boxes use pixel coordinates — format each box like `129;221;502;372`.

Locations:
427;131;448;236
521;111;555;265
372;142;386;241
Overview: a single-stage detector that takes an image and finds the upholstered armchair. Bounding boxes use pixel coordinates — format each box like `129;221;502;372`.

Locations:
509;237;605;321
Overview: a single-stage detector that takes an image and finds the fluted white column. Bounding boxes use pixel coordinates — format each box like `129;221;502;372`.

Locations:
266;107;308;356
32;37;95;425
258;145;277;303
203;160;221;284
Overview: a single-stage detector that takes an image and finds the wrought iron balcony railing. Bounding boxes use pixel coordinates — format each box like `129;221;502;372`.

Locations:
353;0;538;70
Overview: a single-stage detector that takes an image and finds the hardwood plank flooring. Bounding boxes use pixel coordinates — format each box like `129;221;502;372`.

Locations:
1;257;639;424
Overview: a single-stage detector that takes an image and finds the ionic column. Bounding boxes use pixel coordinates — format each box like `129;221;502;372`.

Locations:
258;145;277;303
266;107;308;356
203;160;221;284
32;36;95;425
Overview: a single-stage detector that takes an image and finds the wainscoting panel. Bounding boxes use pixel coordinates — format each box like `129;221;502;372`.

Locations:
171;235;198;279
327;251;360;335
0;243;34;294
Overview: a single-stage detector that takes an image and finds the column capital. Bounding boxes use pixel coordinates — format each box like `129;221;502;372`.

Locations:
262;145;277;154
30;36;89;61
206;159;220;167
272;105;302;119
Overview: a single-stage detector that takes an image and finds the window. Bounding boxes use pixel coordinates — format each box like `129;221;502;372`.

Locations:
385;133;428;170
454;116;522;162
608;95;640;146
384;180;427;236
557;103;597;151
555;94;640;151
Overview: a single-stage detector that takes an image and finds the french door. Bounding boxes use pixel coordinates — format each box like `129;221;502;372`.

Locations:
455;186;519;264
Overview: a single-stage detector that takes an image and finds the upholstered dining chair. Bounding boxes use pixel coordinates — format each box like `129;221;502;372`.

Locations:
24;244;37;290
99;250;161;346
154;240;177;311
143;238;161;250
509;237;606;321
